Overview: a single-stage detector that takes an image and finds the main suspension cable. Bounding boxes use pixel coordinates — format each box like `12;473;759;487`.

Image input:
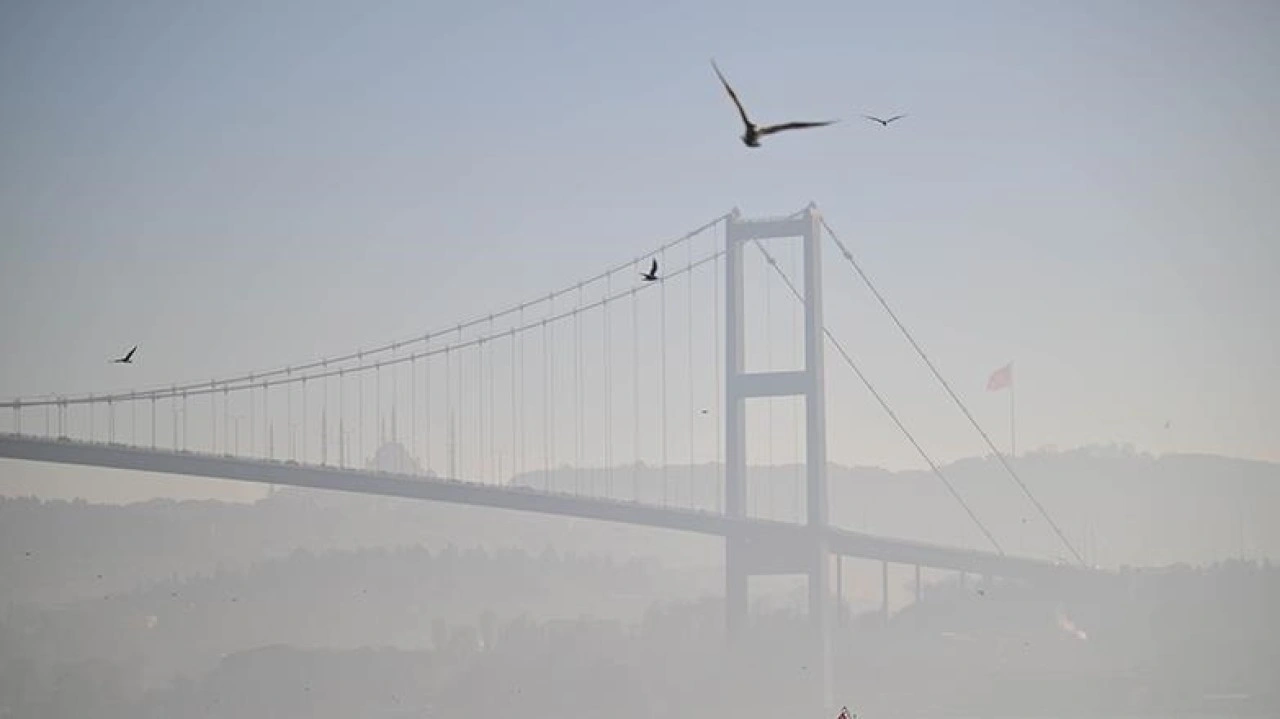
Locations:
819;219;1081;565
751;240;1005;556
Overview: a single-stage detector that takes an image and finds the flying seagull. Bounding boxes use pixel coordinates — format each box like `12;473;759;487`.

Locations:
711;60;838;148
640;259;659;282
112;345;137;364
863;114;907;127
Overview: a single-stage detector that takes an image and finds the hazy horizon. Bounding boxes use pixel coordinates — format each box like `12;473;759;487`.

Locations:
2;439;1273;506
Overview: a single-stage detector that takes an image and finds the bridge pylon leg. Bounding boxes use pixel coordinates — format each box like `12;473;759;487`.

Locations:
723;205;832;713
725;536;749;637
808;537;833;712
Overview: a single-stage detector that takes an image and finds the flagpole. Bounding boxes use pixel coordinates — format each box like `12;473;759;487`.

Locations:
986;362;1015;457
1009;373;1016;459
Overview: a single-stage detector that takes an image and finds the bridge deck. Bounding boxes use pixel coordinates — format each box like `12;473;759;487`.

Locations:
0;434;1081;581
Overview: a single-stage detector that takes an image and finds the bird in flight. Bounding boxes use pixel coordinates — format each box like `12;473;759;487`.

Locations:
711;60;838;148
112;345;137;364
640;259;659;282
863;114;907;127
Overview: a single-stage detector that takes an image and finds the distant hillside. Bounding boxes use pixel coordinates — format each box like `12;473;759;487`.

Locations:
827;446;1280;568
511;444;1280;567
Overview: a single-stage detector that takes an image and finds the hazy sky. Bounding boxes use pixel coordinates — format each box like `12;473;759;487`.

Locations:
2;0;1278;502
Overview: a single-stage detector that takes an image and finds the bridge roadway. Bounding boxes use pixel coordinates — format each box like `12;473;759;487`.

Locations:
0;433;1082;582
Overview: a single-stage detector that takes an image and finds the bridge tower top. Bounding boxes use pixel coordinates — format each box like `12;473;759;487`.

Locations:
723;205;828;528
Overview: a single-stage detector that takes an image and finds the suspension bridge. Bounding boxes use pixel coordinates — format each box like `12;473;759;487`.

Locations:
0;202;1095;710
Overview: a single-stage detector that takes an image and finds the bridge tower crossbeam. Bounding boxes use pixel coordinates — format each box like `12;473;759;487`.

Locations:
723;204;832;710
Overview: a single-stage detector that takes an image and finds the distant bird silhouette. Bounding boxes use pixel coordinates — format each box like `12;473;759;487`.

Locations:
860;113;911;126
112;345;137;364
1164;420;1171;430
641;259;659;281
711;60;838;148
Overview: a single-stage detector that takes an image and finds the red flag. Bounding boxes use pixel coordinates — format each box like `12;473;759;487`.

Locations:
986;363;1012;392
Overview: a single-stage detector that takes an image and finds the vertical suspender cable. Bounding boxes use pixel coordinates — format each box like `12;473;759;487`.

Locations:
445;346;453;477
519;306;526;479
412;355;418;469
714;224;723;514
510;326;517;483
660;246;668;507
430;345;435;470
286;378;293;461
392;348;399;449
261;384;267;459
221;388;228;455
686;234;695;508
542;318;551;491
632;280;640;502
338;371;346;468
604;273;613;499
354;376;363;462
575;285;583;494
549;297;557;491
791;237;803;521
488;318;496;482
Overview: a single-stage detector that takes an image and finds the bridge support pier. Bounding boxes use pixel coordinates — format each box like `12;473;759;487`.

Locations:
723;205;832;713
881;560;890;622
835;554;844;627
